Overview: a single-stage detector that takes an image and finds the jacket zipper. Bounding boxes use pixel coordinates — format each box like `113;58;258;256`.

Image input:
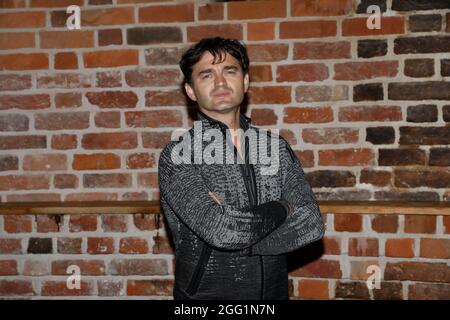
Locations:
186;242;212;296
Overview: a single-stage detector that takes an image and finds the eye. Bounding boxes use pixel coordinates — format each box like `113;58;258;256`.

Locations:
226;69;237;75
201;73;211;79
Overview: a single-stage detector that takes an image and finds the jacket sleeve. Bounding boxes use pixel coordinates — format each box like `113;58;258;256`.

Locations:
250;138;325;255
158;142;288;251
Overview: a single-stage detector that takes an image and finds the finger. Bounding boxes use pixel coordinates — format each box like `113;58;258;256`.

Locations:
208;192;221;204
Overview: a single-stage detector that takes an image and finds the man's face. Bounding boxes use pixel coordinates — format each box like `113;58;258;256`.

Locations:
184;51;249;114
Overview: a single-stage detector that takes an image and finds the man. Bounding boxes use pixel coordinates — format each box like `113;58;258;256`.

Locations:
158;37;324;300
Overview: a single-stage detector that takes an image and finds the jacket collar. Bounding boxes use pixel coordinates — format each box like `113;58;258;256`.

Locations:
197;109;252;132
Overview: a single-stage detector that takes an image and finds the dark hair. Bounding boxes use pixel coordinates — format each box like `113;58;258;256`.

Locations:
179;37;249;84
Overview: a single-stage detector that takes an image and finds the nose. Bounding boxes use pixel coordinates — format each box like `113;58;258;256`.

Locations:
214;72;226;87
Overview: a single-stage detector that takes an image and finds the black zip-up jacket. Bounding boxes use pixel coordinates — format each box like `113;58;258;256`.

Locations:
158;111;325;300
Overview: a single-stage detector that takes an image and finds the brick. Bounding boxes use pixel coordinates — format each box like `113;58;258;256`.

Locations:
350;260;380;282
335;281;370;299
409;14;442;32
41;281;94;296
375;191;440;202
306;171;356;188
279;129;297;146
250;109;277;126
399;126;450;145
342;17;405;36
319;148;373;166
125;69;181;87
198;3;224;21
323;236;341;255
82;7;134;26
379;148;426;166
395;36;450;54
49;177;77;191
0;94;50;111
0;114;28;131
0;53;48;70
247;44;288;63
334;214;362;232
302;128;358;144
292;0;351;16
142;132;173;149
101;214;128;232
125;110;182;128
57;238;82;254
277;63;329;82
95;112;120;128
55;92;82;109
187;24;243;42
4;215;32;233
0;74;32;91
133;214;158;231
357;39;388;58
84;50;138;68
407;104;437;122
409;283;450;300
0;0;25;8
385;262;450;282
69;215;97;232
404;59;434;78
0;238;21;254
65;193;118;202
89;0;112;4
23;259;49;276
297;279;329;299
36;215;61;233
37;73;91;89
356;0;387;13
152;235;174;254
284;106;333;124
84;173;131;189
294;41;350;60
0;32;34;50
23;154;67;171
0;11;45;28
315;190;371;202
127;153;156;169
127;279;173;296
52;260;105;275
429;148;450;166
0;155;18;171
145;47;185;66
96;71;121;88
98;29;122;46
127;27;182;45
420;238;450;259
395;169;450;188
444;105;450;122
137;172;159;189
51;134;77;150
248;86;291;104
145;90;187;107
334;61;398;80
353;83;383;101
280;21;336;39
0;260;17;275
445;216;450;234
27;238;52;254
249;65;272;83
7;193;60;202
441;59;450;76
98;280;124;297
72;153;120;170
404;215;436;234
373;282;403;300
228;0;285;20
392;0;450;11
0;280;35;296
82;132;137;150
296;150;315;168
139;3;194;22
290;258;342;279
0;174;50;191
370;214;398;234
392;81;450;99
339;105;401;122
296;85;348;103
35;112;89;130
119;238;149;254
86;91;138;109
40;31;94;49
361;170;392;187
385;238;414;257
348;237;378;256
30;0;83;7
247;22;275;41
87;237;114;254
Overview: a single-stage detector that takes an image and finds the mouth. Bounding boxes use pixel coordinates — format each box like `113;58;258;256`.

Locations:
212;89;231;98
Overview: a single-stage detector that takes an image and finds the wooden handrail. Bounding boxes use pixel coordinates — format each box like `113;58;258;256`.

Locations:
0;201;448;215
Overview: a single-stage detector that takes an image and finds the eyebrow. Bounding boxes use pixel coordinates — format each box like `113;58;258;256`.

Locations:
197;65;239;76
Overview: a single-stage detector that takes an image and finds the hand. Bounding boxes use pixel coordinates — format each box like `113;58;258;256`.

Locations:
208;191;221;205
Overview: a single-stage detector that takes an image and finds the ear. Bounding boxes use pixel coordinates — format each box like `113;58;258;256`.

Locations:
244;73;249;93
184;82;197;102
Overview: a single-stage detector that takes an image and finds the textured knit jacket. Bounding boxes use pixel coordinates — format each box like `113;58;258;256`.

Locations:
158;110;325;300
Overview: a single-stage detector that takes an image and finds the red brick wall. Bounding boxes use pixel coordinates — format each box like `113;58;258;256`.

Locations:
0;0;449;299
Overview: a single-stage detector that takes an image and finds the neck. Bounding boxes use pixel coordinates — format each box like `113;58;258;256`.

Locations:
199;107;241;130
